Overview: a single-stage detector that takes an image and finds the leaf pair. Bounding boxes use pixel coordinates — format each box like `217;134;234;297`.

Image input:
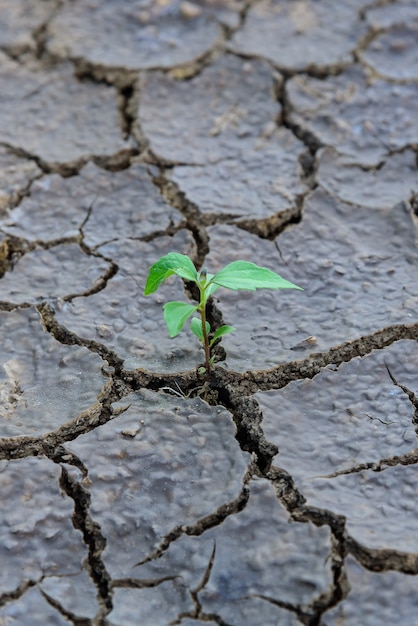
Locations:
144;252;302;374
144;253;301;297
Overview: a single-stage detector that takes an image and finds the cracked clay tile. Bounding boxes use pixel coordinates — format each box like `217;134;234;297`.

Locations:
0;243;110;306
315;148;418;210
326;556;418;625
0;54;129;166
0;586;69;625
228;0;369;72
65;392;249;601
365;0;418;29
138;529;291;626
170;127;308;219
285;65;418;166
0;458;86;593
277;184;418;318
0;173;89;243
198;480;331;625
359;24;418;82
55;230;201;372
139;54;282;164
0;162;182;245
302;464;418;553
204;186;418;371
110;582;189;626
257;341;418;485
0;308;106;436
46;0;238;70
0;146;41;213
0;0;56;55
39;572;98;621
278;187;417;342
81;163;183;248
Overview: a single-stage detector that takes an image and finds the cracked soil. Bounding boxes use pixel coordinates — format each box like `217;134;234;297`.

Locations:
0;0;418;624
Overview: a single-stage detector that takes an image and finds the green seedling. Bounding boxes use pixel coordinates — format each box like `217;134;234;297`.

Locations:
144;253;302;377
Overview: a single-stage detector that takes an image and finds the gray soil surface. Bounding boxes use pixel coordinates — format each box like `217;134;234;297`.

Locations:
0;1;417;625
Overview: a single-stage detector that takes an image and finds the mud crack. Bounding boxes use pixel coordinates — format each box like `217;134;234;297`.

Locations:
347;537;418;575
265;466;349;624
167;544;231;626
135;463;253;568
240;321;418;393
150;171;210;266
0;578;40;609
39;588;93;626
59;466;113;623
319;448;418;480
213;382;278;472
385;363;418;437
37;302;124;373
0;378;128;462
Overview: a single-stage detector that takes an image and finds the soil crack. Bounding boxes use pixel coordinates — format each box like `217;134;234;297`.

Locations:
135;463;253;568
59;466;113;623
167;544;232;626
37;302;124;373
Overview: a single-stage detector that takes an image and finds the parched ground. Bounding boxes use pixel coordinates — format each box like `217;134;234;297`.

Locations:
0;1;418;624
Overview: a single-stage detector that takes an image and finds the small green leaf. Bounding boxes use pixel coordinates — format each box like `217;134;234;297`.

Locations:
210;325;236;346
210;260;302;291
190;317;210;342
163;301;198;337
144;253;198;295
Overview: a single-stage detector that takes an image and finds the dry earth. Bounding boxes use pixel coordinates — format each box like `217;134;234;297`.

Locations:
0;1;417;624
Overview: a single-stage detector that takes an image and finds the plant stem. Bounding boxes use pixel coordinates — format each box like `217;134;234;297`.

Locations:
200;303;211;379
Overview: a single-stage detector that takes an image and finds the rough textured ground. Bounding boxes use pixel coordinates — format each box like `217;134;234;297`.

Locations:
0;1;417;625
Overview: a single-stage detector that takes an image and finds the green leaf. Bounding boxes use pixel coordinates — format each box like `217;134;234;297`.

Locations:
210;325;236;345
144;253;198;295
205;282;220;299
190;317;210;342
210;260;302;291
163;301;198;337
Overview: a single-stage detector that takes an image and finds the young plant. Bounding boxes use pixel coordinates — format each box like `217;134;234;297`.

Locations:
144;253;302;377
